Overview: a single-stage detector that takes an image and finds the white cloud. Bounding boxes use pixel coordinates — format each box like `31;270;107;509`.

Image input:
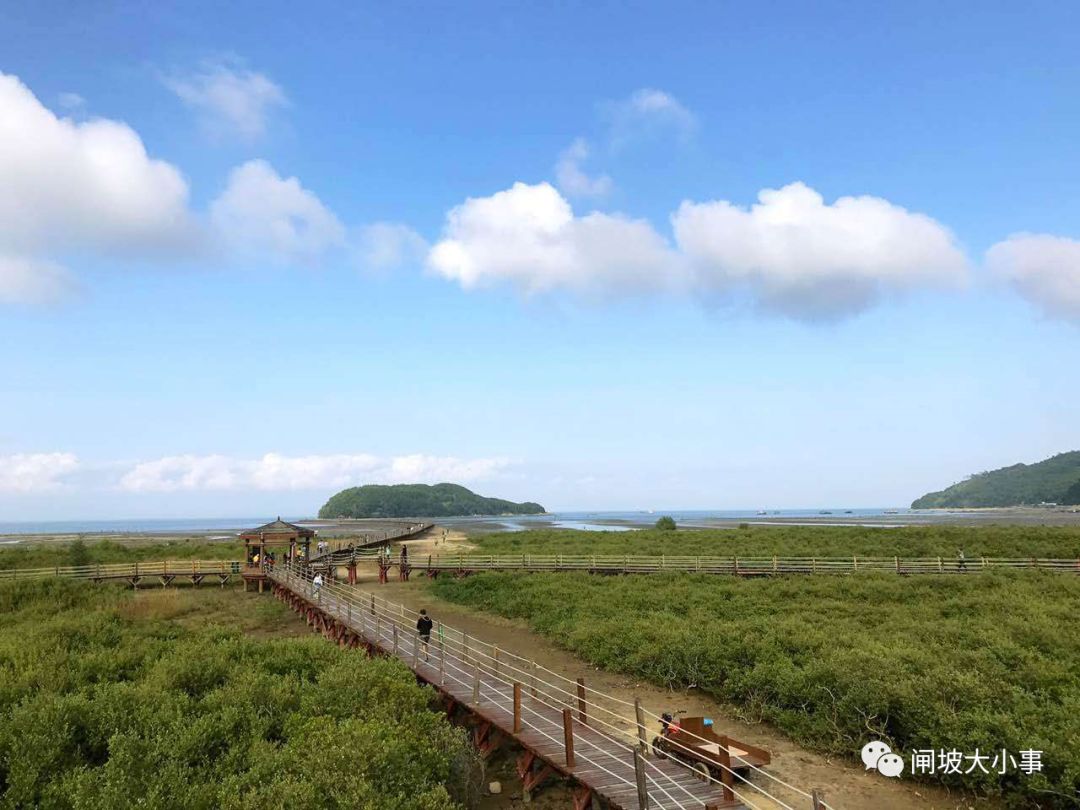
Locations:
210;160;346;264
119;452;511;493
165;59;286;141
57;92;85;111
0;256;77;305
555;138;612;198
609;88;697;146
986;233;1080;322
354;222;428;271
428;181;682;295
0;73;194;256
0;71;196;304
672;182;969;320
429;180;967;321
0;453;79;492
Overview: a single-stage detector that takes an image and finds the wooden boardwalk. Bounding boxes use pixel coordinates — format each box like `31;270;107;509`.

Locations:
414;553;1080;578
267;565;797;810
0;559;241;586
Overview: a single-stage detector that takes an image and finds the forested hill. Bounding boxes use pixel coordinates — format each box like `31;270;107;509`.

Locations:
318;483;546;518
912;451;1080;508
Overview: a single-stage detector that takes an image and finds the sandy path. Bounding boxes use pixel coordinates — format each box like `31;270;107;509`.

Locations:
371;574;998;810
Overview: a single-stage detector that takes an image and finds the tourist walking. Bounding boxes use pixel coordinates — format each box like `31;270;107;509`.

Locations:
416;609;433;661
957;548;967;572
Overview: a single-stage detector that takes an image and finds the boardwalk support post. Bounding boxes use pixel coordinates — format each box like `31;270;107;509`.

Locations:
717;734;735;801
634;698;648;754
562;708;575;768
513;682;522;733
473;664;481;704
812;788;825;809
633;749;649;809
576;677;588;724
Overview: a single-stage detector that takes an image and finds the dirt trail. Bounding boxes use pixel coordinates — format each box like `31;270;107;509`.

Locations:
370;572;996;810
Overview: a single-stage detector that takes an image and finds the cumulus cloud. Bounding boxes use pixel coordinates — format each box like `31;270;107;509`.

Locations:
354;222;428;271
119;452;511;493
986;233;1080;322
428;181;682;295
0;72;197;304
673;182;969;320
555;138;612;198
429;180;967;320
210;160;346;264
165;58;286;141
0;453;80;492
609;88;697;146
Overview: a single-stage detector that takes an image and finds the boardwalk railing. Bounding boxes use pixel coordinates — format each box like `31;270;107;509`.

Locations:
0;560;242;582
419;554;1080;576
311;520;435;561
270;562;834;810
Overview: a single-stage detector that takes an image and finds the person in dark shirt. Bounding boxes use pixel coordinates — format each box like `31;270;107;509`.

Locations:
416;609;433;661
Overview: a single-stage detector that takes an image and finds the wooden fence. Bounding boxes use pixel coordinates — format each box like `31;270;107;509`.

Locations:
419;554;1080;576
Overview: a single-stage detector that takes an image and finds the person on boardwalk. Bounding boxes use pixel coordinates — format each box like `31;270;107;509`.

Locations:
416;609;433;661
957;548;967;572
312;572;324;600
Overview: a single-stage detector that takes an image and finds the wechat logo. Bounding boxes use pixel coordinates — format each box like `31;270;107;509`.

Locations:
861;741;904;778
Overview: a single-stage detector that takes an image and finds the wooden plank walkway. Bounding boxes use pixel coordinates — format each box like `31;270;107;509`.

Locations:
268;566;767;810
414;553;1080;578
0;560;241;585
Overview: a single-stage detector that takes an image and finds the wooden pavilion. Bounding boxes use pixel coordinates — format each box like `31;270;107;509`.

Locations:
239;517;315;593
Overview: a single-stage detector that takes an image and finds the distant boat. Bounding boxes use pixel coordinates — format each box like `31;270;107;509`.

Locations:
844;510;853;514
819;510;832;515
756;510;767;515
884;509;899;515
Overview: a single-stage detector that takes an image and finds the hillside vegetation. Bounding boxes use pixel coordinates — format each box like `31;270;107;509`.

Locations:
433;569;1080;807
318;482;544;519
0;579;475;809
912;450;1080;508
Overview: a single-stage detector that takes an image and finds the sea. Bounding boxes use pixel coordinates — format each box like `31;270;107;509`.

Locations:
0;508;920;538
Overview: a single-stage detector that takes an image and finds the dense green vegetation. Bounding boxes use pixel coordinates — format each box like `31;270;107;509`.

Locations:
912;450;1080;508
653;516;677;531
0;538;240;571
463;524;1080;559
0;579;475;809
319;482;544;519
433;569;1080;806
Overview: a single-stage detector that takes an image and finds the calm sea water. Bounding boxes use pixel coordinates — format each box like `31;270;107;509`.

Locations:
0;508;915;538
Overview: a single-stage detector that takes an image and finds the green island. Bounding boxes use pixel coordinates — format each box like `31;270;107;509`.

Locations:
429;525;1080;807
318;482;545;519
912;450;1080;508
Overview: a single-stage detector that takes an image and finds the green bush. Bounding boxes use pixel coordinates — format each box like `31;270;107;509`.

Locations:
654;516;677;531
433;569;1080;807
464;524;1080;559
0;580;475;809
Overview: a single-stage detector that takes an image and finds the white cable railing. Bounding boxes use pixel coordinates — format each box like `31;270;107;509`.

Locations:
271;563;832;809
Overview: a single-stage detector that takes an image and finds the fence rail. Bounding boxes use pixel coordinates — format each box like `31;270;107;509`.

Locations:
419;554;1080;576
0;560;243;581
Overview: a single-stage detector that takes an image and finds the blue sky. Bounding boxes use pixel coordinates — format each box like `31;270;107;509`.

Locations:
1;1;1079;519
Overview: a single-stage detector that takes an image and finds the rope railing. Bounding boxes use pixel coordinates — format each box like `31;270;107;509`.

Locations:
418;553;1080;576
271;563;826;809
